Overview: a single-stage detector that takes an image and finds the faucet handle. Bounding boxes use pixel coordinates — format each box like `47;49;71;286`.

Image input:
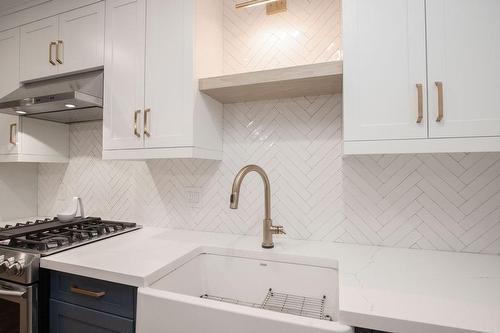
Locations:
272;225;286;235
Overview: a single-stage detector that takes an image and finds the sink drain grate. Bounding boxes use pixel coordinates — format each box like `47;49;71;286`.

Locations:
199;294;264;309
200;288;332;321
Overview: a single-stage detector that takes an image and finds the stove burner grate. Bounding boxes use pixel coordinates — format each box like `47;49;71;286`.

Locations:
0;217;138;253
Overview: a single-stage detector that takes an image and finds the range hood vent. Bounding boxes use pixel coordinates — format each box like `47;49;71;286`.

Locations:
0;70;103;124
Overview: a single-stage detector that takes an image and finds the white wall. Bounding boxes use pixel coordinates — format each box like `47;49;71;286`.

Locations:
0;163;37;222
36;0;500;255
38;108;500;256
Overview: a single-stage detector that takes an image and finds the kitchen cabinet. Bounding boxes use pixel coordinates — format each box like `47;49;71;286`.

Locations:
103;0;223;160
20;16;59;81
426;0;500;139
20;2;105;82
102;0;145;151
0;27;20;99
50;271;136;333
57;2;105;75
0;115;69;163
50;300;135;333
343;0;500;154
343;0;427;141
0;114;19;156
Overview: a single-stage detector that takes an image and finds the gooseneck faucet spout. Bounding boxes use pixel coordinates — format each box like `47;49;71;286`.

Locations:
230;165;285;249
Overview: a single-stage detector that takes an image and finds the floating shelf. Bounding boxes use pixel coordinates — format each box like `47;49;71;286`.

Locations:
199;61;343;104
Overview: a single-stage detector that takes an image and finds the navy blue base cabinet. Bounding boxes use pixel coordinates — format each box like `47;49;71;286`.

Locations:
49;271;137;333
50;299;134;333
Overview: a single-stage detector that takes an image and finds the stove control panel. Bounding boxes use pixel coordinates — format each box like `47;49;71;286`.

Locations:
0;255;10;273
0;250;39;284
8;258;25;276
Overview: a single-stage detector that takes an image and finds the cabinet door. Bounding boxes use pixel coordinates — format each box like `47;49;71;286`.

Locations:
0;28;20;98
58;2;105;75
427;0;500;138
143;0;193;148
103;0;146;150
0;114;18;155
20;16;59;81
50;299;134;333
343;0;428;141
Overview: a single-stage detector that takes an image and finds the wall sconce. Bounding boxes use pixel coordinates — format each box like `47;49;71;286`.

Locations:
235;0;287;15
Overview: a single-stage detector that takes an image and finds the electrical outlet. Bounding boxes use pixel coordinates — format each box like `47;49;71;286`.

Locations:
185;186;202;208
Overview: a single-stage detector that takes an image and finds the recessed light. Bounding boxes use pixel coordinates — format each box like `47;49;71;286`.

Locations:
65;104;76;108
16;110;27;115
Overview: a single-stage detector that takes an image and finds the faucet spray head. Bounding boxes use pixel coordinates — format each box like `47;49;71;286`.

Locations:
230;192;239;209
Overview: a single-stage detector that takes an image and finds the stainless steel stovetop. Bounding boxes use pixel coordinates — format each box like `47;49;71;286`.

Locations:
0;217;141;284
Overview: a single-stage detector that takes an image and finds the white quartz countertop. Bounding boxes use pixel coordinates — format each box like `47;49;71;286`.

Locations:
40;227;500;333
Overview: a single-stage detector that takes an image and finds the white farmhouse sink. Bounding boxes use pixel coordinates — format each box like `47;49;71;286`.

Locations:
136;247;353;333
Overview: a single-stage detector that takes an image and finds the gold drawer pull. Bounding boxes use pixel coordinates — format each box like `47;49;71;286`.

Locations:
56;40;63;64
416;83;423;124
134;110;141;138
9;123;17;145
144;108;151;137
70;285;106;299
435;81;444;122
49;42;57;65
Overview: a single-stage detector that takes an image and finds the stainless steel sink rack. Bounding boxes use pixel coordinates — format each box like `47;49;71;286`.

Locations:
200;288;332;321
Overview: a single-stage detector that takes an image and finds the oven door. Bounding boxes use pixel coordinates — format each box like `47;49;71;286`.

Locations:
0;280;37;333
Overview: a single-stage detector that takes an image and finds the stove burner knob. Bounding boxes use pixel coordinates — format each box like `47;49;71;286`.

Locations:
8;261;24;276
0;261;8;273
0;257;14;273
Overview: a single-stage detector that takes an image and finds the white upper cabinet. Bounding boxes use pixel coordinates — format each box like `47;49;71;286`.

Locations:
20;16;59;81
103;0;146;150
343;0;500;154
0;114;19;156
143;0;191;149
58;2;105;75
19;2;105;82
103;0;223;160
0;115;69;163
0;28;20;99
426;0;500;138
343;0;427;141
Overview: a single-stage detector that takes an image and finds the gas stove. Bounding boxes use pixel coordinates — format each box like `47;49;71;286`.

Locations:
0;217;140;333
0;217;141;284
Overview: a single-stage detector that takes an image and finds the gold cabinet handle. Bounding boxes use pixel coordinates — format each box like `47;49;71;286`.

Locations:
144;108;151;137
49;42;57;65
70;285;106;299
416;83;423;124
134;110;141;138
56;40;63;64
9;123;17;145
435;81;444;122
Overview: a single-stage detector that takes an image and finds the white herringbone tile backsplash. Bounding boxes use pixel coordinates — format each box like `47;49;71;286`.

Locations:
38;95;500;255
37;0;500;255
223;0;342;74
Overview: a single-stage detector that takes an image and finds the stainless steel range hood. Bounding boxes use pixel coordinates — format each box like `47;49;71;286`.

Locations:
0;70;103;124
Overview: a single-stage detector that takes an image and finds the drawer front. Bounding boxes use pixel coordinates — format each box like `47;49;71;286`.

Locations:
50;299;134;333
51;271;136;319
